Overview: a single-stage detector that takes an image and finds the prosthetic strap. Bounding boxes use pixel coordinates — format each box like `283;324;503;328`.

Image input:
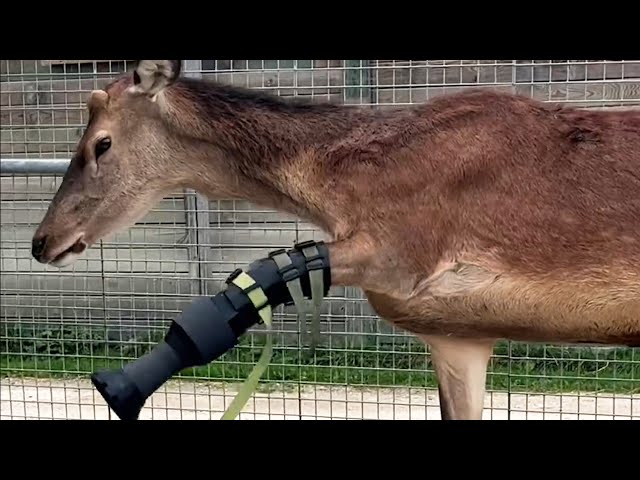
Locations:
269;240;326;355
220;239;330;419
220;271;274;420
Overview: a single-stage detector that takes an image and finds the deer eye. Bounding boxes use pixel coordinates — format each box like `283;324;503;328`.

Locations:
95;137;112;159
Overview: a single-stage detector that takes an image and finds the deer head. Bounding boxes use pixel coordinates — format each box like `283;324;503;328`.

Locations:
31;60;187;267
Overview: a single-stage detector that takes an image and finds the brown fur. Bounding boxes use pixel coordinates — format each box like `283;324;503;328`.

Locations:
32;61;640;419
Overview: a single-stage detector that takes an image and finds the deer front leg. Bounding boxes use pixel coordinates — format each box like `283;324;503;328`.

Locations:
325;234;376;286
418;334;496;420
328;237;492;420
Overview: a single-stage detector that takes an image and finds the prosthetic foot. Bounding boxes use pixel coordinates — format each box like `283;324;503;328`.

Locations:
90;240;331;420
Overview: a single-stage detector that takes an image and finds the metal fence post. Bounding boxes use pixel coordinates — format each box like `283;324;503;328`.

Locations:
344;60;372;104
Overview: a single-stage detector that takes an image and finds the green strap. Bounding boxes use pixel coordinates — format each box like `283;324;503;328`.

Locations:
271;251;310;344
219;243;326;420
301;244;324;356
220;272;273;420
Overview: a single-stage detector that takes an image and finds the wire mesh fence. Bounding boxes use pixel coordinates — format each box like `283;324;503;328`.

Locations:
1;59;639;420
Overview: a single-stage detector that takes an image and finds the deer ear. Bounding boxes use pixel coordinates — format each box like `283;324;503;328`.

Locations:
131;60;182;98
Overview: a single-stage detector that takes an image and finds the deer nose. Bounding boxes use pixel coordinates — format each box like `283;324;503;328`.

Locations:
32;235;48;261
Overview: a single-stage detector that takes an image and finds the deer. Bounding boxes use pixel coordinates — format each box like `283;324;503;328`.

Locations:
30;60;640;420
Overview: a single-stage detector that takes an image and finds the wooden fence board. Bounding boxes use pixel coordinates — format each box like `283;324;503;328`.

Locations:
2;226;323;275
0;294;196;320
1;107;85;129
514;60;640;83
0;293;353;323
0;273;196;297
374;60;515;87
0;177;187;202
209;199;304;224
515;81;640;106
1;199;187;226
201;68;345;97
0;70;345;110
375;84;516;105
1;126;82;155
1;245;192;274
0;78;112;108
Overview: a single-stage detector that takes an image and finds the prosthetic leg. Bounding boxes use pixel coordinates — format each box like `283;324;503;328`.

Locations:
90;240;331;420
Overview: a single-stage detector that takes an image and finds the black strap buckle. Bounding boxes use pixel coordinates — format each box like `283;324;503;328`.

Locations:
280;264;301;282
293;240;318;251
225;268;243;285
294;241;324;271
225;268;263;301
305;253;324;271
268;248;287;258
269;248;301;282
224;268;268;322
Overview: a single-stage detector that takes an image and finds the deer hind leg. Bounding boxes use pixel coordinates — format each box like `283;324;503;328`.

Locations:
418;334;496;420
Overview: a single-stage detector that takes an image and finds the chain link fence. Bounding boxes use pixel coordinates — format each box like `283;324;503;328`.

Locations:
1;60;639;420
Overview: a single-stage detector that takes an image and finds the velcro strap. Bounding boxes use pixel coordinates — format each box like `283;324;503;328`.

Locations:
270;250;309;343
269;248;300;283
231;271;272;326
221;270;275;420
299;242;324;356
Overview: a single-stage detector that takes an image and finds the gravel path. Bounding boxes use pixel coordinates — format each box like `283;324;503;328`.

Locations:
1;377;638;420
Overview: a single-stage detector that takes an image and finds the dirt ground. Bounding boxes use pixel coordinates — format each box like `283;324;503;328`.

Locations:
1;377;638;420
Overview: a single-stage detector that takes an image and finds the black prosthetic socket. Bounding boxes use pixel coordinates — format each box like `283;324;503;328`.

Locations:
90;240;331;420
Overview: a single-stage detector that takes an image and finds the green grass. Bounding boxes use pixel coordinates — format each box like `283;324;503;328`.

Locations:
1;323;638;395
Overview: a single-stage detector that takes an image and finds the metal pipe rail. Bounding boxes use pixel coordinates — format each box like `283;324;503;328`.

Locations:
0;158;71;175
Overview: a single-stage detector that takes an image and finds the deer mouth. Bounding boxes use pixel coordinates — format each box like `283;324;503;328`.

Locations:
49;235;88;268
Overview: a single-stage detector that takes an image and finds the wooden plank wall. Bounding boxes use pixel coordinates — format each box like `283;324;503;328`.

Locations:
2;59;640;347
0;60;348;155
372;60;640;107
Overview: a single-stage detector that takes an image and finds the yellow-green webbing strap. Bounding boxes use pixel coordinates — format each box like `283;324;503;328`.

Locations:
300;243;324;356
219;271;273;420
270;251;310;345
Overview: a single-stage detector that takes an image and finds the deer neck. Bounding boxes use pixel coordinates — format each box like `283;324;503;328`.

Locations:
163;79;360;236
